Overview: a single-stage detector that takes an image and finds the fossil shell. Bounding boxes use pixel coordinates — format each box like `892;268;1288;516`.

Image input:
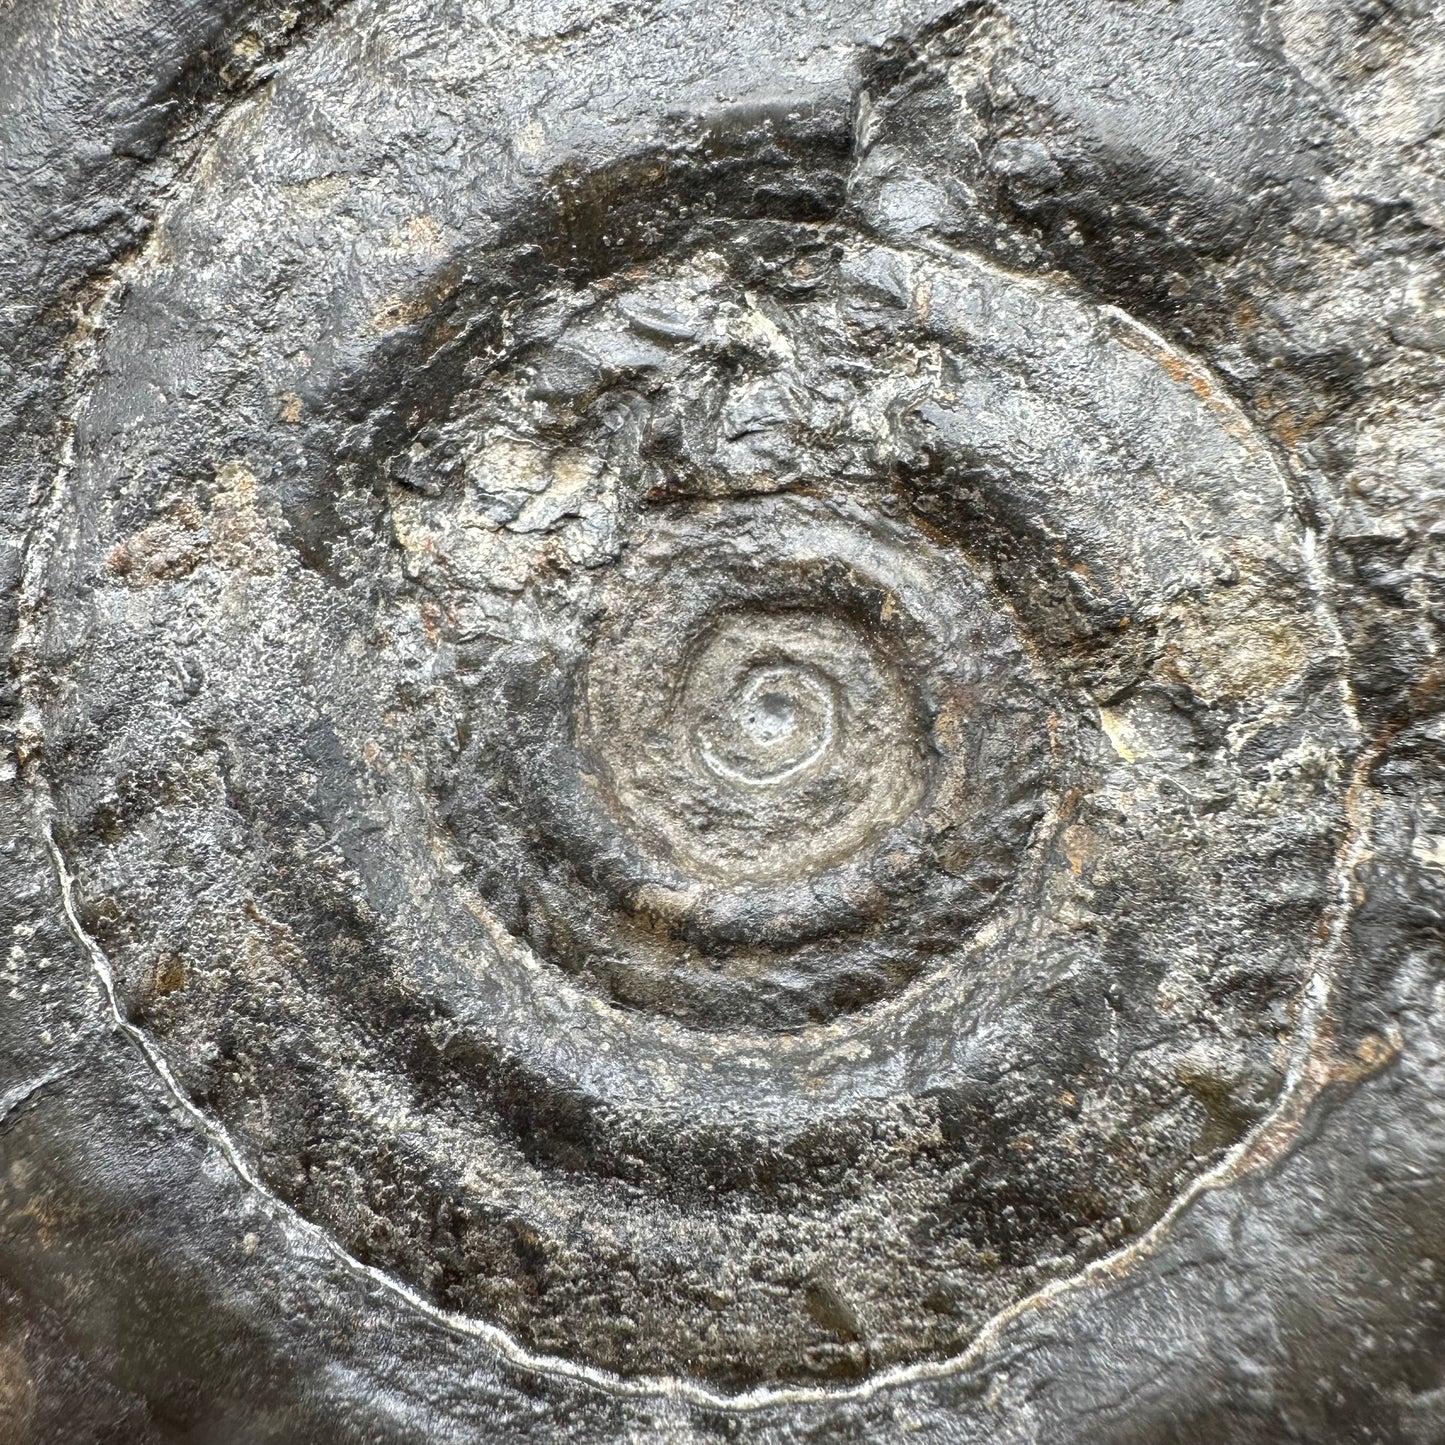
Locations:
35;214;1352;1388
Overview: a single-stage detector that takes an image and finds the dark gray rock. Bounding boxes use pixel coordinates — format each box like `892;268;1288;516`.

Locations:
1;0;1441;1439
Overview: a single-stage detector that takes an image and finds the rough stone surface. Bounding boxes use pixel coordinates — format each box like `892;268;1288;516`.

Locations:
0;0;1441;1439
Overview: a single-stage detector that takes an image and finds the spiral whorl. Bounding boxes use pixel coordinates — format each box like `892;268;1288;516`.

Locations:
39;220;1350;1387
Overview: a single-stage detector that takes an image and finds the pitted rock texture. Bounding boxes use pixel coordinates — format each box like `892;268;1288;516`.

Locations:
2;0;1443;1438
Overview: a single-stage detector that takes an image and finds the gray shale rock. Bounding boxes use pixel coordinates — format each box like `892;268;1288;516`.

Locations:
0;0;1441;1440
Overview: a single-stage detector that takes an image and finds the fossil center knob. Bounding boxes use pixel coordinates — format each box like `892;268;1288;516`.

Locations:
696;664;837;788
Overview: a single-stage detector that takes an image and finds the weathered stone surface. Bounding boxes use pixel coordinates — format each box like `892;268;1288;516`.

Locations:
1;0;1441;1439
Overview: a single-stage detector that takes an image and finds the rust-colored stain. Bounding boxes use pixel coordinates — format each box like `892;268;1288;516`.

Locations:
107;465;275;585
11;1194;58;1251
106;518;205;584
240;898;307;978
1269;404;1326;452
898;502;960;552
1156;350;1215;403
153;952;186;995
1241;1025;1402;1174
1352;1032;1397;1071
1060;823;1093;879
369;267;461;335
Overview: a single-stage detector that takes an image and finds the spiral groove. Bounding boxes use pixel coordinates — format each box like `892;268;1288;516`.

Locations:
37;219;1351;1387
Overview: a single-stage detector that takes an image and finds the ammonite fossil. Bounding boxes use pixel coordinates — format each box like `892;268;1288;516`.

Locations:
32;198;1350;1387
7;0;1441;1435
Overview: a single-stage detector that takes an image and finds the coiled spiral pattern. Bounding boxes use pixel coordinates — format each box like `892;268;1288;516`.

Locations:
39;221;1348;1388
